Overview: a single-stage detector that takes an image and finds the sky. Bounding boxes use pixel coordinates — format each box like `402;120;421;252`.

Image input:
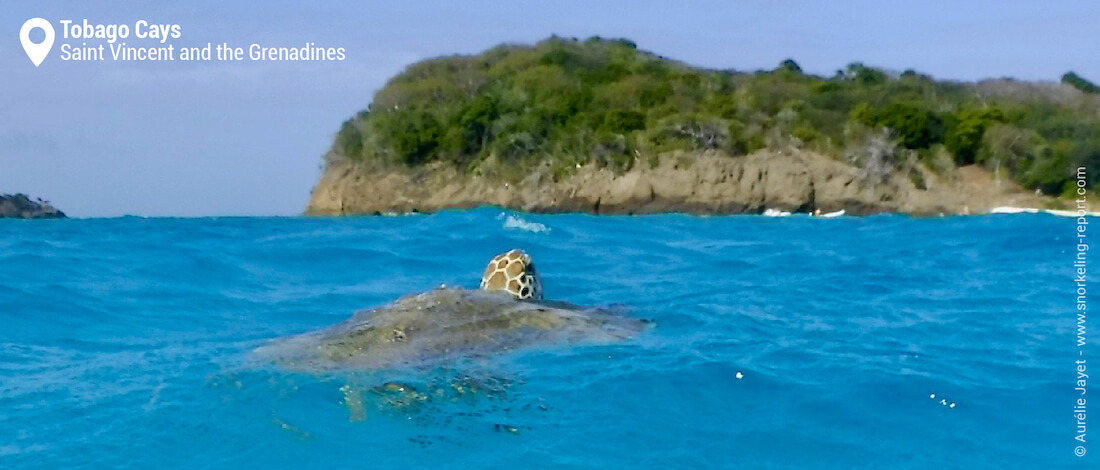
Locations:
1;0;1098;217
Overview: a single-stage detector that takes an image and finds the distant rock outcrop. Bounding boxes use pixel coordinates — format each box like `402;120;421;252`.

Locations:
0;194;66;219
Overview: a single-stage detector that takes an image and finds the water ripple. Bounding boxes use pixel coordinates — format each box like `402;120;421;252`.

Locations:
0;210;1076;468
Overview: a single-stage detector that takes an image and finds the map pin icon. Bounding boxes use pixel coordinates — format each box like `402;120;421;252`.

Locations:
20;18;55;67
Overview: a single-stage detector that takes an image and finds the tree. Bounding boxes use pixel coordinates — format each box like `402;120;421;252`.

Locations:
847;102;942;150
335;118;364;159
1062;72;1100;94
845;62;888;86
874;103;943;149
600;109;646;134
377;110;442;165
1019;138;1074;194
444;95;499;157
777;59;802;74
978;124;1045;180
945;107;1005;165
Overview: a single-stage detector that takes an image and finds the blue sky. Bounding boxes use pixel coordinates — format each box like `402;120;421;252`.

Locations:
2;1;1097;217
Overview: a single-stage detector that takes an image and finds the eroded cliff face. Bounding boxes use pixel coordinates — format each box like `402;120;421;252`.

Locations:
306;150;1051;216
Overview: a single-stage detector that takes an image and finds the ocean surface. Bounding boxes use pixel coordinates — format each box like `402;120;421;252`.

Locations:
0;209;1090;469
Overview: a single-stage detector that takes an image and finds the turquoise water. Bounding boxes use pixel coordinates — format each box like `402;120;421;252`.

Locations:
0;209;1089;468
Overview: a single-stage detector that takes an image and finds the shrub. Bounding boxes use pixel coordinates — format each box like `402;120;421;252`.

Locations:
653;113;730;151
600;109;647;134
847;128;900;183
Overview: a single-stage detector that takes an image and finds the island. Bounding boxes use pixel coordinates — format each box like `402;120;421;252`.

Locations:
0;194;66;219
307;37;1100;216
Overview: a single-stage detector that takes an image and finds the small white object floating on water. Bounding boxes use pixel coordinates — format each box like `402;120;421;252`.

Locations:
930;392;957;409
735;371;744;379
821;209;845;218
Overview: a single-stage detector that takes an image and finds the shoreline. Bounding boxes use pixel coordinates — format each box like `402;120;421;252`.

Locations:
306;150;1062;217
3;206;1095;221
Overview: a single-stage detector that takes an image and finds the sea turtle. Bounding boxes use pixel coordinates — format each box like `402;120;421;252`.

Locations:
255;249;648;371
479;249;543;300
250;249;648;428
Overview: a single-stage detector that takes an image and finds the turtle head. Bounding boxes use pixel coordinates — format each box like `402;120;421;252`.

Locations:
479;249;543;300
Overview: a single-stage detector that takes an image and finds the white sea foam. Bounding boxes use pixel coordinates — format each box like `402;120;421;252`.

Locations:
502;214;550;233
989;207;1040;214
990;206;1100;217
762;208;791;217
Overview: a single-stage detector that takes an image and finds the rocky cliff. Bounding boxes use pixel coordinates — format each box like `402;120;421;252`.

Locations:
0;194;66;219
306;150;1052;216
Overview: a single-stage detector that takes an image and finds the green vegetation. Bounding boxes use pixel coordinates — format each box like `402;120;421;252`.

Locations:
1063;72;1100;94
332;36;1100;193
